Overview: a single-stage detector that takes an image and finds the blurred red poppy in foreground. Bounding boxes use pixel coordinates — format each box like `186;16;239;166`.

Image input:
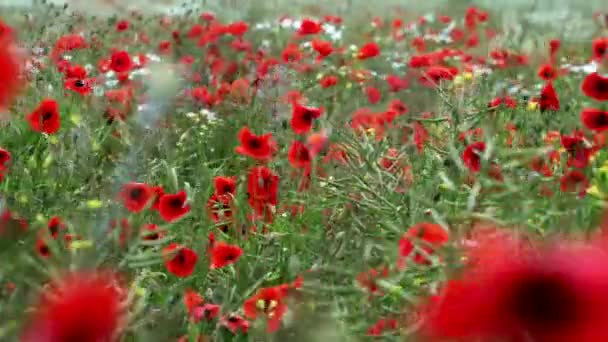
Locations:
421;238;608;342
582;72;608;101
0;21;22;109
21;271;124;342
581;108;608;132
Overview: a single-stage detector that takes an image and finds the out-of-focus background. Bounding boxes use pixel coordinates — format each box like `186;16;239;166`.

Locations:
0;0;605;13
2;0;603;44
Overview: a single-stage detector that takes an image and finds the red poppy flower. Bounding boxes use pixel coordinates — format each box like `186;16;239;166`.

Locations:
0;19;14;39
357;42;380;60
26;99;61;134
0;147;10;172
319;75;338;88
248;166;280;222
193;304;221;322
64;78;93;96
214;176;237;199
365;86;381;104
151;186;165;211
158;40;171;54
163;243;198;278
247;166;279;205
582;72;608;101
386;74;409;92
140;223;164;241
235;127;276;161
462;141;485;172
560;170;589;197
307;132;329;156
0;30;22;108
421;240;608;342
291;103;322;135
115;20;130;32
311;39;333;59
119;182;154;213
419;66;456;88
288;140;313;170
36;237;51;258
209;242;243;269
488;96;517;109
110;50;133;73
47;216;65;239
21;272;124;342
207;194;234;233
243;286;289;332
64;64;87;79
158;191;191;222
298;18;322;35
226;21;248;37
592;37;608;61
561;133;592;169
581;108;608;132
389;99;409;115
539;82;560;112
184;289;204;316
281;44;301;63
549;38;561;56
51;34;88;61
220;314;250;334
368;318;399;336
538;63;558;81
399;222;449;266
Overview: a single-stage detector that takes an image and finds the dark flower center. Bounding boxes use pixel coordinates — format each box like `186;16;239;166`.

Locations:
130;187;143;199
510;273;579;333
169;197;183;208
595;113;608;127
146;233;159;240
596;80;608;93
223;185;233;194
302;110;314;122
0;152;9;164
298;148;310;161
175;250;186;264
39;245;49;255
49;224;59;235
74;79;85;88
42;111;54;121
249;137;262;149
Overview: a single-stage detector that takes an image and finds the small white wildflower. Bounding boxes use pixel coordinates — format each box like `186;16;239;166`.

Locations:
146;53;161;62
200;109;217;122
280;18;294;28
105;79;119;87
